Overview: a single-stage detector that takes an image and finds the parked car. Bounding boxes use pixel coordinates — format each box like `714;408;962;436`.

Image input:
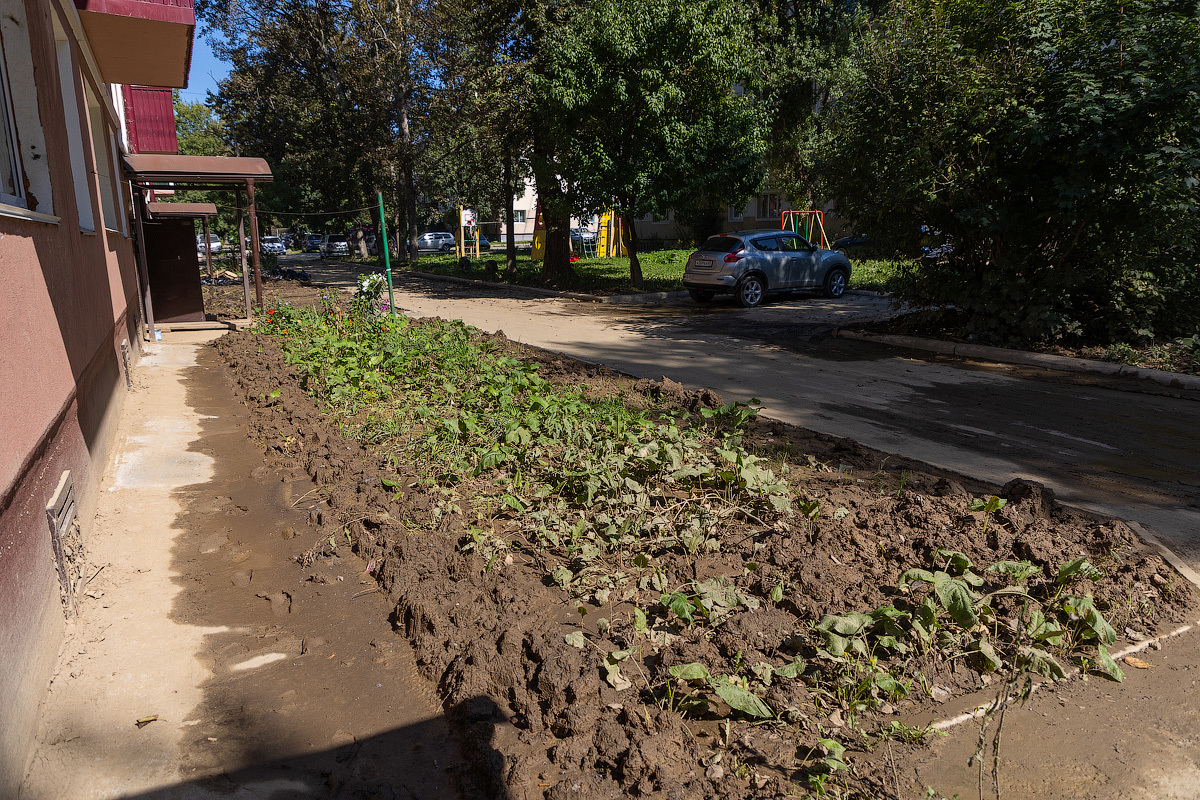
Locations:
260;236;286;256
320;234;351;258
417;231;456;252
196;233;223;254
303;234;324;253
682;230;852;308
831;234;869;260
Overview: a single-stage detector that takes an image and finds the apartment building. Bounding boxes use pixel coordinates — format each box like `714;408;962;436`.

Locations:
0;0;193;792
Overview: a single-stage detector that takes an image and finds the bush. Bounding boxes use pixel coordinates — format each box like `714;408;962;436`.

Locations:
808;0;1200;345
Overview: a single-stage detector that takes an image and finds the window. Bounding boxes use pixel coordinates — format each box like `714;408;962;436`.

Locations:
513;209;527;224
752;237;779;251
54;21;94;232
86;88;119;230
779;235;810;251
758;193;782;220
0;3;54;214
728;204;746;222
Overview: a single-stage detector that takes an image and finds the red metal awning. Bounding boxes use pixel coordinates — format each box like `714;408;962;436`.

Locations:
124;154;273;187
76;0;194;88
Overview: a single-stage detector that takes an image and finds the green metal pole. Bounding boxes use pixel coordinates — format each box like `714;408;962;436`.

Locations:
378;191;395;316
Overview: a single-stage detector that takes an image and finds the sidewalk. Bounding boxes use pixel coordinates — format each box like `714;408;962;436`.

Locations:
20;332;458;800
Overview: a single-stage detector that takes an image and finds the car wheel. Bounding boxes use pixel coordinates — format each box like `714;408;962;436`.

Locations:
823;268;849;299
441;243;453;252
736;274;766;308
687;288;714;303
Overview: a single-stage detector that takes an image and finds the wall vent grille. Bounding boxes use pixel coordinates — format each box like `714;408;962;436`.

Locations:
46;471;85;617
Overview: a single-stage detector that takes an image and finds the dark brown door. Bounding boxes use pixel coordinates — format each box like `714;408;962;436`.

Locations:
145;218;206;323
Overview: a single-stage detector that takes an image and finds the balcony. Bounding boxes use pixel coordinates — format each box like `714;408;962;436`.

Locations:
74;0;194;89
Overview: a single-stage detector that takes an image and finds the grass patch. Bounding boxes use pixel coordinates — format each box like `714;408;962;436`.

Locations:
350;249;904;296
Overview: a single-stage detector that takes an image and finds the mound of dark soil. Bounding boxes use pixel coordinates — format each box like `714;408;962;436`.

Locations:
215;328;1198;799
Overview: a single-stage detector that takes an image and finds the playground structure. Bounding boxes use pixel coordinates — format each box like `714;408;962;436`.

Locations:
781;210;829;249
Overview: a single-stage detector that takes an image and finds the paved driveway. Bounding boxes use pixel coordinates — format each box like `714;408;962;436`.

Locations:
377;273;1200;570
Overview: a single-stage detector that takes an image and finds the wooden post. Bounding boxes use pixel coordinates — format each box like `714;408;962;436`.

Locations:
247;179;264;310
202;215;213;280
236;189;252;320
132;190;157;340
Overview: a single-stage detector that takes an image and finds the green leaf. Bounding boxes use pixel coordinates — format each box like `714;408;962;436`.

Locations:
1019;646;1066;680
714;681;773;718
1094;644;1125;682
564;631;586;649
986;560;1041;582
934;548;972;575
933;576;979;628
501;494;526;513
1057;557;1103;584
899;568;935;587
633;607;648;633
551;565;573;589
774;658;806;679
669;662;711;682
969;638;1003;672
769;583;784;603
663;592;694;625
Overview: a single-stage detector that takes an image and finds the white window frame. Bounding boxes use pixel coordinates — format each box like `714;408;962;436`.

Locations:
53;28;95;232
0;42;26;207
728;204;746;223
513;209;527;224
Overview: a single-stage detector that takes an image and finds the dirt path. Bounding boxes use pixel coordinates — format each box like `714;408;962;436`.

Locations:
21;332;461;799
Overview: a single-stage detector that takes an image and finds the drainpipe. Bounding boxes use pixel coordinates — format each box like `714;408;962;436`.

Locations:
202;214;213;280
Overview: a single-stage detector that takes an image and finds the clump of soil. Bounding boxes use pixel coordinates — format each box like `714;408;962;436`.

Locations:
216;324;1199;799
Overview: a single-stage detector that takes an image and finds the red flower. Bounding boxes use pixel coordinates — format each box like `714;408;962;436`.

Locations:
267;309;276;315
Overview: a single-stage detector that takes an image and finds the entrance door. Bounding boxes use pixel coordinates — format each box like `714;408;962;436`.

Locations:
145;218;206;322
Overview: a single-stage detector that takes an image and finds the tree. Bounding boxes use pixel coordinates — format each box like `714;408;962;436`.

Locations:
804;0;1200;344
531;0;765;286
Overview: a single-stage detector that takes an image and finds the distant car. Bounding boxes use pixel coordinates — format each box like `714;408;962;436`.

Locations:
320;234;350;258
303;234;324;253
832;234;869;260
417;231;455;252
196;233;222;254
260;236;286;256
682;230;852;308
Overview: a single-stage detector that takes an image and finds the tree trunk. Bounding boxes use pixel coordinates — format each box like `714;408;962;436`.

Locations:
400;103;419;263
503;152;517;274
541;204;574;282
623;210;643;288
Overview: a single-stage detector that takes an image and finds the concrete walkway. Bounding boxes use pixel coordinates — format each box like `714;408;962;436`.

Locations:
21;332;457;800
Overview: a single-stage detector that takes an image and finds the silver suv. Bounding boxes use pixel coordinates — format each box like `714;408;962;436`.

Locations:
417;231;456;252
320;234;350;258
682;230;852;307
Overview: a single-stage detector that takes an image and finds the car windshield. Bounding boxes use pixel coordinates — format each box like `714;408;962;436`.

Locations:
698;236;742;253
262;237;280;244
328;236;348;243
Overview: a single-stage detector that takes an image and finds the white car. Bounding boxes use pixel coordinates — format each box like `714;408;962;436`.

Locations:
417;231;456;252
260;236;286;256
196;233;222;254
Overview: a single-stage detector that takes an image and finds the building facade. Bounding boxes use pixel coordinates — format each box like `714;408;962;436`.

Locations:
0;0;192;792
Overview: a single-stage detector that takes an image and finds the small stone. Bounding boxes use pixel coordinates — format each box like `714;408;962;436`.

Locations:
931;685;952;703
301;636;327;654
828;709;844;727
231;570;253;588
879;703;895;715
705;764;724;780
280;526;298;540
1150;640;1163;651
1151;573;1169;587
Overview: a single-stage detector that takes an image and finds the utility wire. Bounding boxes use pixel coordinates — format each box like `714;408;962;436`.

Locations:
207;202;380;216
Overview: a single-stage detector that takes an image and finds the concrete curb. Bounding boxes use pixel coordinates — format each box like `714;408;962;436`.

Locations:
834;329;1200;393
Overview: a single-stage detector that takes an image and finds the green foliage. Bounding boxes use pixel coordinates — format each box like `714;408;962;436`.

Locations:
804;0;1200;345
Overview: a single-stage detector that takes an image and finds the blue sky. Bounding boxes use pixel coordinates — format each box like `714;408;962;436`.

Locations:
180;33;229;104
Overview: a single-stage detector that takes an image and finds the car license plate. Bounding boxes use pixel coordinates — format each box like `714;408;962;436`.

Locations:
695;259;712;268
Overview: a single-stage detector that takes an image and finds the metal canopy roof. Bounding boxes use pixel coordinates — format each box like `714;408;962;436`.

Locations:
124;154;273;187
146;201;218;218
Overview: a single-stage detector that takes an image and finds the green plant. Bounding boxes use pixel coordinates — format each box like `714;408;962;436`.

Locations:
968;496;1008;535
